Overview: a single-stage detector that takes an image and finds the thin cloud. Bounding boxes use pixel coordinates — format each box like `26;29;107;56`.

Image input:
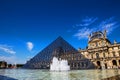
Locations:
74;17;119;40
76;17;98;27
0;45;16;54
74;27;95;39
0;56;24;64
26;42;34;51
98;17;118;35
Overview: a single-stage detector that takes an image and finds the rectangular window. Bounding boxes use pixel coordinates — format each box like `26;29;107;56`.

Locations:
91;54;93;59
114;47;118;50
103;53;105;58
119;51;120;56
96;53;99;59
112;47;114;50
119;46;120;49
113;52;115;57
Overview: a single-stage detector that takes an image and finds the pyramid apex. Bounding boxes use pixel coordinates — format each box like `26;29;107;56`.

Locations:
56;36;64;40
57;36;63;39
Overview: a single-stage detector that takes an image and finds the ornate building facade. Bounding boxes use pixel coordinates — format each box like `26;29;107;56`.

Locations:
23;31;120;69
79;30;120;69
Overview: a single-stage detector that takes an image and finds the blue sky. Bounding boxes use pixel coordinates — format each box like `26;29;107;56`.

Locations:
0;0;120;64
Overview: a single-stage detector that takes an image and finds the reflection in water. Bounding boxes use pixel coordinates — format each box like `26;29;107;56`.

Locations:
50;72;69;80
49;70;120;80
0;69;5;75
0;69;120;80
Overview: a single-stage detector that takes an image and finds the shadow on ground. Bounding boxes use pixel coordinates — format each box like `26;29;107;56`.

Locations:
101;75;120;80
0;75;18;80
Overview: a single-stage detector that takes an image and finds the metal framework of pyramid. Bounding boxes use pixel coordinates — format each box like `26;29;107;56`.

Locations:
23;36;77;69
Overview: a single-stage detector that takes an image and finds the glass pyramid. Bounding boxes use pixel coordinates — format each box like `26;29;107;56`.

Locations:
23;36;77;69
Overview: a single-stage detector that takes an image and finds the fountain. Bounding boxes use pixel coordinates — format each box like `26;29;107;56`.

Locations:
50;57;70;71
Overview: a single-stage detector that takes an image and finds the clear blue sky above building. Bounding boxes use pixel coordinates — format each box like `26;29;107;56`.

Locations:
0;0;120;64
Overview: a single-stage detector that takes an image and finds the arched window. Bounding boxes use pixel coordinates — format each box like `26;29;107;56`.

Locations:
96;53;99;58
103;53;105;57
96;61;101;69
119;60;120;65
112;60;117;66
81;62;84;67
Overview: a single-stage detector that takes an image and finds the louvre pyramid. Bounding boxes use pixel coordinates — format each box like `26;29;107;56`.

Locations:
23;36;77;69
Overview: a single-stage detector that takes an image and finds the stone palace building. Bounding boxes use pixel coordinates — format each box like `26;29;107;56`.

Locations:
23;30;120;69
79;30;120;69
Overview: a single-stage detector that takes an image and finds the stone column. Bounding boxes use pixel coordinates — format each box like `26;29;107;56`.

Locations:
80;63;82;68
108;61;112;69
117;60;119;67
76;63;78;69
73;63;74;69
101;61;105;69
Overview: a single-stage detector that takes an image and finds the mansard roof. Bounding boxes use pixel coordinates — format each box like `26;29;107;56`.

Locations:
90;31;104;41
